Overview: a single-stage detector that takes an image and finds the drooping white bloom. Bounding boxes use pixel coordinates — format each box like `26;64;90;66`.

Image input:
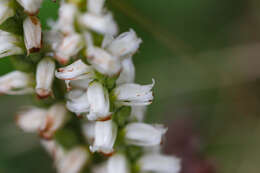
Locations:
0;71;33;95
39;104;67;139
129;105;147;122
107;154;129;173
66;90;89;115
16;107;47;132
112;80;155;106
105;29;142;58
116;57;135;85
124;123;167;146
36;58;55;98
138;154;181;173
79;12;118;36
23;16;42;53
55;60;93;80
87;81;111;121
56;3;77;34
82;122;95;144
56;147;89;173
56;60;94;90
55;33;83;64
87;0;105;15
0;0;14;25
90;120;117;154
0;30;24;58
16;0;43;15
41;139;65;162
87;46;121;76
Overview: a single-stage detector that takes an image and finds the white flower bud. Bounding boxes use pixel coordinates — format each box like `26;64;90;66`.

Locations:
57;3;77;34
87;46;121;76
113;80;155;106
23;16;42;53
40;104;67;139
57;147;89;173
36;58;55;98
0;0;14;25
79;12;118;36
107;154;129;173
138;154;181;173
116;57;135;85
87;0;105;15
55;60;93;80
129;106;146;122
0;71;33;95
16;107;47;132
17;0;43;15
87;81;111;121
0;30;24;58
124;123;167;146
105;29;142;58
55;33;83;64
66;90;89;115
90;120;117;155
41;140;65;162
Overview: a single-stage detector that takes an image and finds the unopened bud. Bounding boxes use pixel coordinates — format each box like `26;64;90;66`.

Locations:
36;58;55;98
23;16;42;53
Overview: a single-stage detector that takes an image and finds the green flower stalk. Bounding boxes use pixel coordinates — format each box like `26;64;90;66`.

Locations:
0;0;181;173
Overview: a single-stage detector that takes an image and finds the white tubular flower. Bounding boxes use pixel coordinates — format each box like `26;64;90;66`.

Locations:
36;58;55;98
55;33;83;64
129;106;147;122
112;80;155;106
87;46;121;76
23;16;42;53
116;57;135;85
40;104;67;139
105;29;142;58
107;154;129;173
87;0;105;15
0;71;33;95
55;60;93;80
138;154;181;173
16;107;47;132
79;12;118;36
57;3;77;34
124;123;167;146
41;140;65;162
57;147;89;173
90;120;117;155
0;30;24;58
16;0;43;15
66;90;89;115
82;122;95;144
0;0;14;25
87;81;111;121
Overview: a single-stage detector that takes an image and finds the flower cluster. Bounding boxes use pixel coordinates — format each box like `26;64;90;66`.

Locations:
0;0;181;173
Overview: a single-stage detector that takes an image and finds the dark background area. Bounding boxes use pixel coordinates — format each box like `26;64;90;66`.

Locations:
1;0;260;172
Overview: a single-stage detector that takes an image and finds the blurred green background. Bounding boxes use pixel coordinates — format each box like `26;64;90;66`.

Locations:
1;0;260;172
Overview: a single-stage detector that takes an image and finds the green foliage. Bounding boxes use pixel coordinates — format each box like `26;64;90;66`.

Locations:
112;106;131;127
